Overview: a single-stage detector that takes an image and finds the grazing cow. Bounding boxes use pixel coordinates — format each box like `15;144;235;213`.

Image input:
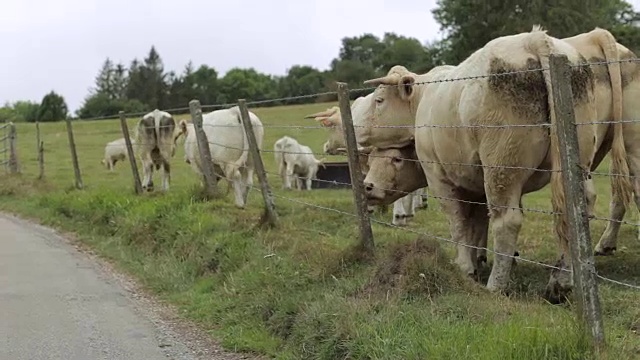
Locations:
101;137;131;171
178;120;224;186
133;109;185;192
273;136;326;190
179;106;263;208
352;27;621;300
547;26;640;254
304;104;428;226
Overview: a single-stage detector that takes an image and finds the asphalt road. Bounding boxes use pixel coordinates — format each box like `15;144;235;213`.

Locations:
0;214;202;360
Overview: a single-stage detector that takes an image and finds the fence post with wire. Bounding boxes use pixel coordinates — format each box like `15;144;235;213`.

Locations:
119;111;143;194
189;99;220;198
238;99;278;227
549;53;605;350
65;118;83;190
7;122;19;174
336;82;375;255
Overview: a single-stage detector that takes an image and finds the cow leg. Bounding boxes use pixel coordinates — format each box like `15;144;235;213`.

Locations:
412;188;426;211
284;162;295;190
161;160;171;192
484;172;526;293
242;166;253;205
140;156;154;192
595;150;640;253
472;198;490;267
429;182;477;278
392;198;407;226
305;171;313;191
404;191;417;222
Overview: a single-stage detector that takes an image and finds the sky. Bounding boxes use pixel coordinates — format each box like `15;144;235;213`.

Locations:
1;0;639;114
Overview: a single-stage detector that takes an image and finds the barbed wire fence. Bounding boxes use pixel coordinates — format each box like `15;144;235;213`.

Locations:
7;54;640;354
1;122;19;174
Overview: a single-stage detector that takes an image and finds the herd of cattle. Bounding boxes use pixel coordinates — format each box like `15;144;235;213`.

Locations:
100;24;640;300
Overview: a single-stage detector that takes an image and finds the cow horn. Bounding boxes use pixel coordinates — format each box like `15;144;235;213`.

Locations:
303;107;339;119
363;73;401;86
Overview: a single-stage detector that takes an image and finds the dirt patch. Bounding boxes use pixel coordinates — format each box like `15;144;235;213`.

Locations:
357;236;479;300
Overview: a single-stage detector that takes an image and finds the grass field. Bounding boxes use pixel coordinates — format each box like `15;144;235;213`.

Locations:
1;102;639;359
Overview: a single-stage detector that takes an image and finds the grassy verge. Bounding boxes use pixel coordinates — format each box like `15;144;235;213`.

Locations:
1;103;639;359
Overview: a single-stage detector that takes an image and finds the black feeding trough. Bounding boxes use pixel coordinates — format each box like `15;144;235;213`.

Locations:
310;161;352;189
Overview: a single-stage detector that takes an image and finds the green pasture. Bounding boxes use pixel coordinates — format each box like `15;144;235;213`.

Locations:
0;102;638;359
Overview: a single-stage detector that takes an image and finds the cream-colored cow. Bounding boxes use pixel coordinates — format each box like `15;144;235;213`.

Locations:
352;27;625;301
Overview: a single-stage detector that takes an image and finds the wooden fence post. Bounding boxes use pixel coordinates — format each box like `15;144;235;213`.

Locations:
237;99;278;227
38;141;44;180
36;120;44;179
336;82;375;255
119;111;143;194
8;123;19;174
189;100;220;198
549;53;605;350
65;118;83;189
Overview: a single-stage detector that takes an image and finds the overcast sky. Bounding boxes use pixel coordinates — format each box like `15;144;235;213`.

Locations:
1;0;639;113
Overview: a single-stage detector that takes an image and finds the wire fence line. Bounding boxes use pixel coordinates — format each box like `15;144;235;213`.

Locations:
10;54;640;351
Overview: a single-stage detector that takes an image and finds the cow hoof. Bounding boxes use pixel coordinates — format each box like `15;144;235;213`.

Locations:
594;247;616;256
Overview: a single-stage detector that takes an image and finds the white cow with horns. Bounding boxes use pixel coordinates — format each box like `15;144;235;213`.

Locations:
351;26;631;303
304;102;428;226
133;109;186;192
273;136;326;190
178;106;264;208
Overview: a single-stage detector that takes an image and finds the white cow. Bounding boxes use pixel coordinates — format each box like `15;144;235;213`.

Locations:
352;27;621;301
304;103;428;226
178;106;263;208
101;137;132;171
273;136;326;190
133;109;185;192
549;26;640;254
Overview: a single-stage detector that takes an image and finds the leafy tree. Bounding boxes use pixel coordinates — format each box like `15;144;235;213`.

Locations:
218;68;278;104
37;91;68;122
12;100;40;122
433;0;640;63
76;93;147;119
278;65;327;104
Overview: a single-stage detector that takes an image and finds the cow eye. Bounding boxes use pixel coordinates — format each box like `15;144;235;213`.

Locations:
375;97;383;104
392;157;402;163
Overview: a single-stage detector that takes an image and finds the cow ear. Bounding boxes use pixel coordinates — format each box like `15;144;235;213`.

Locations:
179;119;187;134
317;116;334;127
398;75;416;101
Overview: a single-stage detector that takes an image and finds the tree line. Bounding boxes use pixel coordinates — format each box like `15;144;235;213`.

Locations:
2;0;639;123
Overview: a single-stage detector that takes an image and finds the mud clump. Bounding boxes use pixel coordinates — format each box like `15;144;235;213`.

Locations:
361;236;478;300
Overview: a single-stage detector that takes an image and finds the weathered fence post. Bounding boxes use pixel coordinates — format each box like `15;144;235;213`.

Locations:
65;118;83;189
38;141;44;180
336;82;375;255
549;53;605;350
36;120;44;179
8;122;19;174
119;111;143;194
237;99;278;227
189;100;220;198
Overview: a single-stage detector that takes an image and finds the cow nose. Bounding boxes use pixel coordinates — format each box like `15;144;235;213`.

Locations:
364;182;374;193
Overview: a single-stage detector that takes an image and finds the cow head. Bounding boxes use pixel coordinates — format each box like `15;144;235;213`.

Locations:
363;142;427;206
304;106;345;155
356;65;418;149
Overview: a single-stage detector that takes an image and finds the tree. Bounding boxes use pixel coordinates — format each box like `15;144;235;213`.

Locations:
432;0;640;64
37;91;68;122
12;101;40;122
93;58;115;98
278;65;328;104
218;68;278;104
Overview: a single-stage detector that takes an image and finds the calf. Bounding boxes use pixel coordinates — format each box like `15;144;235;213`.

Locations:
273;136;326;190
101;137;131;171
